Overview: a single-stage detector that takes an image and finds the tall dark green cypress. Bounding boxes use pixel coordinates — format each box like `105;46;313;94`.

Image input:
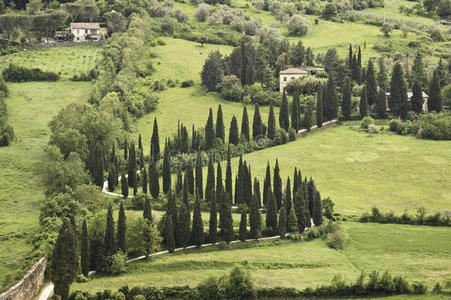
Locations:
143;197;152;222
267;103;276;139
138;134;143;151
133;177;137;196
249;193;261;239
411;81;423;114
149;161;159;199
342;77;352;119
412;52;428;89
220;192;234;243
304;101;313;131
278;206;287;239
205;155;215;203
291;92;301;131
180;124;189;153
307;178;316;217
191;195;204;247
177;201;190;248
182;171;189;208
294;190;307;233
279;90;290;131
324;73;338;120
176;166;183;194
229;115;239;145
252;104;263;140
51;219;78;300
366;59;377;106
316;86;323;128
121;172;128;198
428;69;442;112
104;204;116;257
166;190;177;240
162;140;171;194
117;201;127;253
80;219;89;277
348;44;353;69
216;104;225;142
357;46;362;83
216;161;223;204
150;117;160;161
128;142;136;188
378;58;388;90
123;138;128;161
244;164;252;206
273;159;282;210
107;164;116;192
266;186;278;233
195;151;203;199
241;41;247;86
284;177;292;213
186;164;195;195
313;191;323;226
209;189;218;244
360;85;368;118
142;167;148;194
253;178;261;208
236;156;245;205
239;206;247;242
241;106;250;142
389;63;408;119
263;162;271;206
225;147;233;201
205;108;215;149
376;88;387;118
165;217;175;253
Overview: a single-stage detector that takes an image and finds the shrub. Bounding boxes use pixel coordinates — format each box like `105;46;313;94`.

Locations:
273;128;288;145
173;8;189;23
196;3;210;22
412;281;427;294
181;80;194;88
104;251;127;274
0;123;14;146
286;14;309;36
326;228;344;250
288;127;297;141
223;265;255;299
161;17;178;35
2;64;59;82
75;274;88;283
381;23;394;37
361;116;375;129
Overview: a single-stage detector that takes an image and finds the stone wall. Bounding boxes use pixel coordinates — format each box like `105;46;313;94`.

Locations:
0;257;47;300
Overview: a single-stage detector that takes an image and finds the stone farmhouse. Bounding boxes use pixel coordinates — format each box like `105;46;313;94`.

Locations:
70;23;101;42
279;66;324;93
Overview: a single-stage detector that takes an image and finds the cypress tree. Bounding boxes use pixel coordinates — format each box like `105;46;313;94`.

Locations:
254;178;261;208
279;90;290;131
389;63;408;119
316;86;323;128
192;125;199;151
313;191;323;226
266;186;278;233
124;138;128;161
348;44;353;69
138;134;143;151
307;178;316;217
195;151;203;199
267;103;276;139
149;161;159;199
428;69;442;112
117;201;127;253
209;189;218;245
412;52;428;89
291;92;301;131
236;156;245;205
357;46;362;83
324;73;338;120
183;171;189;208
80;219;89;277
133;178;137;196
121;172;128;198
162;140;171;194
376;88;387;118
229;115;239;145
216;104;225;142
249;193;261;239
225;147;233;201
216;161;223;202
89;230;105;273
107;164;116;192
263;162;271;206
92;144;104;188
110;143;118;186
378;58;388;90
234;176;238;205
142;167;148;194
150;118;160;161
244;164;252;206
176;166;183;194
239;206;247;242
278;206;287;239
177;202;190;248
165;217;175;253
304;101;313;131
104;204;116;257
411;81;423;114
437;57;447;87
180;124;189;153
342;77;352;119
241;106;250;142
273;159;282;210
205;155;215;203
143;197;152;222
51;219;78;300
284;177;292;213
166;190;177;240
287;206;297;233
128;142;136;188
241;41;247;86
205;108;215;149
191;195;204;247
252;104;263;140
366;59;377;106
352;54;357;81
294;191;307;233
360;85;368;118
186;164;195;195
220;191;234;243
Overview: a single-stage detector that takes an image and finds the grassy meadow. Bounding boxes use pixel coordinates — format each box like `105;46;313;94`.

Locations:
71;222;451;294
0;46;98;291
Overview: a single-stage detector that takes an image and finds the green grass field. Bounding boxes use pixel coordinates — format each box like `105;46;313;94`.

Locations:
0;46;98;291
71;222;451;294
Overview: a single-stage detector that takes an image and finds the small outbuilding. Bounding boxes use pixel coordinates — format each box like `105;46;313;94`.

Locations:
384;91;429;113
440;20;451;26
70;23;101;42
279;66;324;93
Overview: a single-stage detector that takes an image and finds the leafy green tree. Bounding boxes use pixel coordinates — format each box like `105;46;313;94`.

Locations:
149;161;159;199
143;197;152;222
360;85;368;118
428;69;442;112
249;193;261;239
191;195;204;247
117;202;127;253
229;115;239;145
205;155;215;203
205;108;215;149
291;92;301;131
266;186;278;233
195;151;203;199
121;172;128;198
313;191;323;226
267;103;276;139
273;159;282;209
241;106;250;142
150;117;160;161
201;51;224;91
316;87;323;127
162;140;171;194
279;90;290;131
80;219;89;277
366;59;377;106
216;104;225;142
209;189;218;244
376;88;387;118
128;142;136;188
239;206;247;242
104;204;116;257
411;81;423;114
389;63;408;119
278;206;287;239
306;47;314;66
252;104;263;139
51;219;78;300
304;101;313;131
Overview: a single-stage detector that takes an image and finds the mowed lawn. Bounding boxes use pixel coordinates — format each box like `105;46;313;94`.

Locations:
0;46;98;291
71;222;451;294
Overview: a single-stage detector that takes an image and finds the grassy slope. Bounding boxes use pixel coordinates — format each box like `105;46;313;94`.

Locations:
0;46;99;290
362;0;436;24
71;222;451;293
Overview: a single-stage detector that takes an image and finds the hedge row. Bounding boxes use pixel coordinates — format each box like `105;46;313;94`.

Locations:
2;63;59;82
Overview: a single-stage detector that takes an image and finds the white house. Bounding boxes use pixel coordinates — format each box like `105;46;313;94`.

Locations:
279;66;324;93
70;23;101;42
385;91;429;113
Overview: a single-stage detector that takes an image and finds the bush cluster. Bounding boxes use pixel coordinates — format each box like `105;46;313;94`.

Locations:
70;69;99;82
2;63;59;82
389;113;451;140
0;76;13;146
360;206;451;226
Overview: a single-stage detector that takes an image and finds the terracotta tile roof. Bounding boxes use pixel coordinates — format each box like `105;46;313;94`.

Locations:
70;22;100;30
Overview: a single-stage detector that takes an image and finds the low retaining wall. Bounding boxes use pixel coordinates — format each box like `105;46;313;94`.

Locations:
0;257;47;300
